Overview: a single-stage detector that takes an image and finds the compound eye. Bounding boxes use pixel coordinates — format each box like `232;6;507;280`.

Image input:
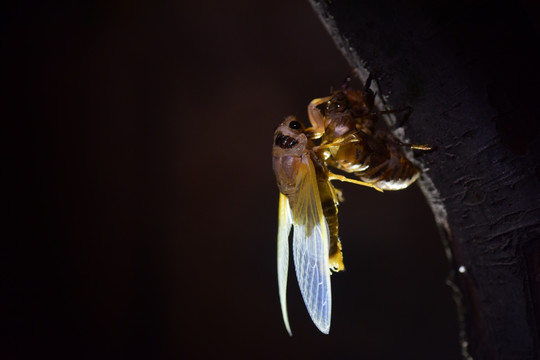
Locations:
289;121;301;130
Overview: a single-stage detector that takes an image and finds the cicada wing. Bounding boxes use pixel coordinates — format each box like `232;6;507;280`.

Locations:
277;192;293;336
291;156;332;334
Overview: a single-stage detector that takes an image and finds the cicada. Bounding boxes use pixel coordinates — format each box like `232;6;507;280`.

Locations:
307;75;431;190
273;76;431;335
272;116;381;335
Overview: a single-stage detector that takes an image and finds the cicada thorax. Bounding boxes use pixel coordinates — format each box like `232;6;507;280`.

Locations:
311;87;422;191
272;118;309;204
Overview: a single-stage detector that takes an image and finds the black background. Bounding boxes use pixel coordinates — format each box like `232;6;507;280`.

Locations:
5;1;459;359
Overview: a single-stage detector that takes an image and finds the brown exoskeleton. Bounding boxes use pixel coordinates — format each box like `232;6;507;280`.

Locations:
307;75;431;191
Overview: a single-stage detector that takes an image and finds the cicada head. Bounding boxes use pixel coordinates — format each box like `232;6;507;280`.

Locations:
273;116;308;153
272;116;310;197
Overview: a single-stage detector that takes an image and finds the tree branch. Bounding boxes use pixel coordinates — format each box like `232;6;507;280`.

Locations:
309;1;540;359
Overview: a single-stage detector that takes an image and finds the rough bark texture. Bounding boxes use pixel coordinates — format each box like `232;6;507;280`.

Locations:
309;1;540;359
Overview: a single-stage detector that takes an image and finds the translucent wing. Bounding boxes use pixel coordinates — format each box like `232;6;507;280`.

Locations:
291;155;332;334
277;192;293;335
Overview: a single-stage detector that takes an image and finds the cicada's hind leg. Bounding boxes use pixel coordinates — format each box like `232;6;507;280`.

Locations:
383;131;433;151
327;171;383;192
400;142;433;151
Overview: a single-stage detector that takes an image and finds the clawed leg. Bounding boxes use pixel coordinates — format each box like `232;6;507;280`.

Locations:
328;172;384;192
393;138;433;151
408;143;433;150
313;133;359;151
333;187;345;202
307;96;332;136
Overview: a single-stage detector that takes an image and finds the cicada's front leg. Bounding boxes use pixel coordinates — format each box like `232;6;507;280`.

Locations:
306;96;332;139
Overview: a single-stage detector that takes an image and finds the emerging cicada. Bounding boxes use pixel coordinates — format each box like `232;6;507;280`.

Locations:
273;76;430;335
272;116;380;335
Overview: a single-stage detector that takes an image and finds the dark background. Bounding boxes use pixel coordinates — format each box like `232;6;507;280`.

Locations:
4;1;458;359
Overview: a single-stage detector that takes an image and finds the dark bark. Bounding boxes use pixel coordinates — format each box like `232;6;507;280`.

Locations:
309;1;540;359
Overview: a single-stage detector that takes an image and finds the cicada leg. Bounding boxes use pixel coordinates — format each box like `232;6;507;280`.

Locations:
307;95;332;138
311;133;360;165
386;133;433;151
314;133;359;150
327;172;384;192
